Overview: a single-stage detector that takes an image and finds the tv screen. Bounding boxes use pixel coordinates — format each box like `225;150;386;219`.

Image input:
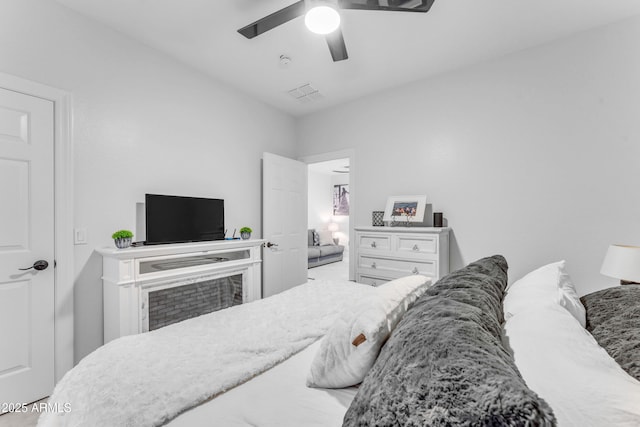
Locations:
145;194;225;245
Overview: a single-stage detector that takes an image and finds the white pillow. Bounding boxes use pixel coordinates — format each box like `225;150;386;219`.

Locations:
318;230;334;246
504;260;586;327
504;261;563;319
306;275;430;388
503;303;640;426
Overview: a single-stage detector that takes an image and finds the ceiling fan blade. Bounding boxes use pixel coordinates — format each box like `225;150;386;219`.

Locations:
339;0;435;13
238;1;306;39
326;29;349;62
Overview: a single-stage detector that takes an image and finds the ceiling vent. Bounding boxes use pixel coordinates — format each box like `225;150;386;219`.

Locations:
287;83;324;104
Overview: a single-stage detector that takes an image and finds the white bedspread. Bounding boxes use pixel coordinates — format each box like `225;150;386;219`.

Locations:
38;280;374;427
168;339;358;427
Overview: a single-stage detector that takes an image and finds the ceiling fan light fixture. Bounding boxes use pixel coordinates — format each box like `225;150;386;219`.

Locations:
305;5;341;35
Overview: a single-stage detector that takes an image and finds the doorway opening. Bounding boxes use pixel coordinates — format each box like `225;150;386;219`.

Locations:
306;158;350;282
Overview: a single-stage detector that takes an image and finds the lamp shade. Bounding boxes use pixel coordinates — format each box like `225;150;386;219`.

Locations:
328;222;339;232
600;244;640;282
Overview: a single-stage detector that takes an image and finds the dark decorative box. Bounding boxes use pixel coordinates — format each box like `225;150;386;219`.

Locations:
372;211;385;226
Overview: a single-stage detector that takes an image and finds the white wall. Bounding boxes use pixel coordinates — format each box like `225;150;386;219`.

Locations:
0;0;296;362
297;16;640;295
307;170;333;231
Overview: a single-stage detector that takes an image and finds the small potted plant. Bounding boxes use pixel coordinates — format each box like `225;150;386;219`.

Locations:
112;229;134;249
240;226;252;240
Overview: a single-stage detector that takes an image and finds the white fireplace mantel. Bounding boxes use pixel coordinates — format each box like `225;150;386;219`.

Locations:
98;239;264;343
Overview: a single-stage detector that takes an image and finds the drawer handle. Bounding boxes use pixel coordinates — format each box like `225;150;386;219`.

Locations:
371;281;377;286
371;241;377;248
371;262;377;269
412;244;419;251
412;267;419;275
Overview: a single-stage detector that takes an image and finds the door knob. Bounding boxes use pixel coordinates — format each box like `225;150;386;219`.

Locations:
19;260;49;271
265;242;278;248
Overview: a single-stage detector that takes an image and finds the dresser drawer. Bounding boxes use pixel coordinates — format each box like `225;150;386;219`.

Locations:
396;234;438;256
358;255;436;278
357;233;391;252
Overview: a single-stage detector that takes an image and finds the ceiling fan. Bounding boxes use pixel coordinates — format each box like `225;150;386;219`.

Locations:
238;0;436;62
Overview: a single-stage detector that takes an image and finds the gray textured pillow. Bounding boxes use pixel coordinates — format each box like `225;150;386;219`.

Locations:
581;285;640;381
343;255;557;427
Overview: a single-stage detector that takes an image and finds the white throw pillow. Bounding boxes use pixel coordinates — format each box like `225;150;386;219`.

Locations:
307;275;430;389
318;230;334;246
504;260;586;327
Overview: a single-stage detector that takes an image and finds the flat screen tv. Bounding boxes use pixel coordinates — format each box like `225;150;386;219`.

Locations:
145;194;225;245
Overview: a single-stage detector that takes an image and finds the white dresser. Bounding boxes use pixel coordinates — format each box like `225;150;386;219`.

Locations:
354;226;450;286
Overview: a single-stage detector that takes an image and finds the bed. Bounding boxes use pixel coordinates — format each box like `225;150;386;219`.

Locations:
39;256;640;427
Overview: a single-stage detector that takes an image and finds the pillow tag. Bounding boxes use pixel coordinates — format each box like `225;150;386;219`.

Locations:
352;333;367;347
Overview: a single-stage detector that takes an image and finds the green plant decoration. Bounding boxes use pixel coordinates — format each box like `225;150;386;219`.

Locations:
112;230;134;240
240;227;253;234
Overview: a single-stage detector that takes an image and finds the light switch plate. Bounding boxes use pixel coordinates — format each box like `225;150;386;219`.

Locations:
74;228;87;245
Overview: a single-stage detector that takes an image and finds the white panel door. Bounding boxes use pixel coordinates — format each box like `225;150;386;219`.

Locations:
262;152;307;297
0;87;55;407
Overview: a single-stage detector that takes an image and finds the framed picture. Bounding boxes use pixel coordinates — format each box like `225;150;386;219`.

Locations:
383;195;427;223
333;184;349;215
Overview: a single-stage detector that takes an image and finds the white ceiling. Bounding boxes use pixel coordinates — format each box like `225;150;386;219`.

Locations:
55;0;640;117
